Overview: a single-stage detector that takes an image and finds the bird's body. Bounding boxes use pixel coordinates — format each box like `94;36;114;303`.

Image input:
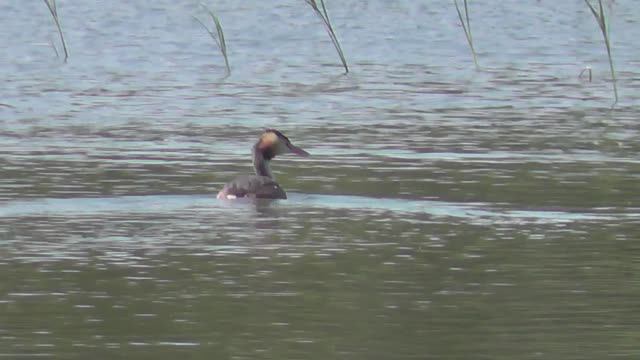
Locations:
217;175;286;199
217;129;309;200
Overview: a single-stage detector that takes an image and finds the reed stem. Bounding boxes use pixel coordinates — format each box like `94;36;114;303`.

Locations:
584;0;618;105
195;5;230;76
305;0;349;73
454;0;479;69
43;0;68;62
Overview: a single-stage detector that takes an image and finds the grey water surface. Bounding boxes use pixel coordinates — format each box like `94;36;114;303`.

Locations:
1;0;640;359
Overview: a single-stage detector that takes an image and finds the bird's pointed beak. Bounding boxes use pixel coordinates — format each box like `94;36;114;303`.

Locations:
287;143;310;157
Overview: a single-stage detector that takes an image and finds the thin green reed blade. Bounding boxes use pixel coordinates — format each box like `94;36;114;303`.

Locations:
305;0;319;11
208;10;229;74
195;5;230;76
464;0;473;46
305;0;349;73
454;0;478;69
194;17;220;49
43;0;68;62
584;0;618;106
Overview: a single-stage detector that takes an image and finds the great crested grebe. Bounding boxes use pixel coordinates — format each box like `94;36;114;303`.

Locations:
217;129;309;200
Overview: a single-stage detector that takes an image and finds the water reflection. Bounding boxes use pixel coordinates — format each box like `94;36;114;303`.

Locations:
2;206;638;358
3;193;635;223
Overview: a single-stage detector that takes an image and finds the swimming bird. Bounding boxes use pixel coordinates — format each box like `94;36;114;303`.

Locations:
217;129;309;200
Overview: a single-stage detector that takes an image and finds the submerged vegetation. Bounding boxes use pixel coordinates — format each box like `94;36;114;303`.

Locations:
454;0;478;70
584;0;617;106
579;66;593;82
304;0;349;73
43;0;68;62
194;5;230;76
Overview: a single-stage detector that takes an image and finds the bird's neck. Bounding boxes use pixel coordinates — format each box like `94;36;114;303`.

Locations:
253;148;274;178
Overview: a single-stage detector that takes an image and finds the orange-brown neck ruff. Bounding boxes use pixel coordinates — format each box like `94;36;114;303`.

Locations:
256;132;279;160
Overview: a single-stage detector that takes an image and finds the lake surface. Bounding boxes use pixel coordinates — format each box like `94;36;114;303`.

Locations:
1;0;640;358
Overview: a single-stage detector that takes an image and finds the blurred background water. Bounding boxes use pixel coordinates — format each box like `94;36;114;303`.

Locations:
1;0;639;358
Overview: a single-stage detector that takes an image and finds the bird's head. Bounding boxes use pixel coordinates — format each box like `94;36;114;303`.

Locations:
256;129;309;160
